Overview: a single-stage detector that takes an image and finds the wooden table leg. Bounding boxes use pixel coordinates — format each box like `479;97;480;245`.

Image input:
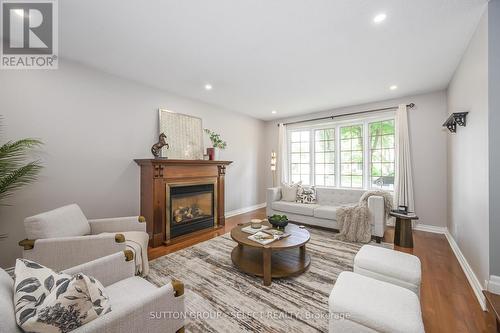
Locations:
394;218;414;248
262;247;272;286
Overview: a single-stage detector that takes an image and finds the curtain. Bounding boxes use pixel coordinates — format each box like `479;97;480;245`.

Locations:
277;123;288;185
394;104;415;211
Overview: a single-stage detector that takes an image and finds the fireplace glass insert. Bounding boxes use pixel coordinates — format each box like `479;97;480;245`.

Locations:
169;183;215;238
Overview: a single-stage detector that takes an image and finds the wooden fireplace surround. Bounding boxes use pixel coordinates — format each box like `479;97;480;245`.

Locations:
134;159;232;247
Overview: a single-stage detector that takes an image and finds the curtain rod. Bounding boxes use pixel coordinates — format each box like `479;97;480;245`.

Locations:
278;103;415;127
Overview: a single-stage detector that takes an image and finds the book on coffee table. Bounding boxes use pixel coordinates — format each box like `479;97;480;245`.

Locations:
241;225;270;234
248;231;278;245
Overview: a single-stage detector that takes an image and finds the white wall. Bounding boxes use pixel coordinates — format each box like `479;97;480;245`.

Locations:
0;60;267;268
264;91;448;228
447;9;489;287
489;0;500;278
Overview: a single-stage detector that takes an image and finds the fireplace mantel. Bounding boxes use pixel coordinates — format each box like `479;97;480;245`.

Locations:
134;159;232;247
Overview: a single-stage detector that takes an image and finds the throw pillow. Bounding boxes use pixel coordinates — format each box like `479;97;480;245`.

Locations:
281;182;301;202
14;259;111;333
296;185;316;204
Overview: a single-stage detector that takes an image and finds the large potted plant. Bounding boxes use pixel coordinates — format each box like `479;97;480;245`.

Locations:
0;119;43;238
204;129;227;160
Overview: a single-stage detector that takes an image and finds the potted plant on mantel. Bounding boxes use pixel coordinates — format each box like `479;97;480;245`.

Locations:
204;129;227;161
0;118;43;239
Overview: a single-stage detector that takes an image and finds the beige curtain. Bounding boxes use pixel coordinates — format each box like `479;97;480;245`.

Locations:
394;104;415;211
277;123;288;185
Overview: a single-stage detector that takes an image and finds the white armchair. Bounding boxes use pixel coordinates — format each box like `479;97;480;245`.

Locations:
19;204;150;275
0;251;185;333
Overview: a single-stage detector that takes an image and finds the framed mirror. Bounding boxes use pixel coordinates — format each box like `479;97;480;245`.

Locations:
158;109;204;159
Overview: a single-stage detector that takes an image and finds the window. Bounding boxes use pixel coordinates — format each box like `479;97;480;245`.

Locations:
290;130;310;184
287;115;396;190
314;128;335;186
369;120;395;190
340;125;363;188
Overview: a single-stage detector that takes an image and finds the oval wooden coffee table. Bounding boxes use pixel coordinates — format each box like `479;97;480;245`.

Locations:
230;222;311;286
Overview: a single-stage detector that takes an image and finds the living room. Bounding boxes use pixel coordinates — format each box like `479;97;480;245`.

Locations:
0;0;499;332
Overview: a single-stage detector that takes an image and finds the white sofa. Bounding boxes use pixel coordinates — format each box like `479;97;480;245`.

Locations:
267;187;386;241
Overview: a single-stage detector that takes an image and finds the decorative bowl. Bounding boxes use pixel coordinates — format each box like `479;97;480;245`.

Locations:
268;214;289;230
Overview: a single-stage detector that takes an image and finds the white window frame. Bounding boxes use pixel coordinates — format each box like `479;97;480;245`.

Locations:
286;112;395;190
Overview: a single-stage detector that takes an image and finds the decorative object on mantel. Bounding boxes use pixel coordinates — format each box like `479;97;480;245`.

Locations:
151;133;169;158
443;112;469;133
158;109;204;159
204;128;227;160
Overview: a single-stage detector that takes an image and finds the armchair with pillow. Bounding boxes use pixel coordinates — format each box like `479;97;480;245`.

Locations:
19;204;150;276
0;251;185;333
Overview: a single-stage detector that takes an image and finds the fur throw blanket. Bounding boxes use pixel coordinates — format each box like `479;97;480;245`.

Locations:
334;190;393;243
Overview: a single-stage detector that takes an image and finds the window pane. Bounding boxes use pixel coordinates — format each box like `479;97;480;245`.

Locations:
315;175;325;186
369;119;395;189
292;174;301;183
325;163;335;174
316;141;325;152
352;176;363;188
300;164;310;174
352;151;363;163
300;142;310;152
300;153;310;163
325;152;335;163
315;164;325;174
325;175;335;186
316;152;324;163
382;120;395;135
341;139;351;150
291;143;301;152
381;135;394;148
291;132;301;142
291;164;300;174
340;125;364;188
341;151;352;163
341;176;351;187
300;131;310;141
291;153;301;163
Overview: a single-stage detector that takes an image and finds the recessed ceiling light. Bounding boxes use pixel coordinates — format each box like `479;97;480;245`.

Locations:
271;110;277;114
204;84;212;91
373;13;387;23
390;85;398;90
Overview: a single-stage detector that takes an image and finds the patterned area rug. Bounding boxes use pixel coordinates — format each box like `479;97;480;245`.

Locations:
147;227;377;333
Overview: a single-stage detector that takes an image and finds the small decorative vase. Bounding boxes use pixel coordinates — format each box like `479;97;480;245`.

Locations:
213;148;220;161
250;219;262;229
207;148;215;160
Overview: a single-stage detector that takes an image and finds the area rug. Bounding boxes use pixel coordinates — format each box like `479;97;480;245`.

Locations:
147;227;384;333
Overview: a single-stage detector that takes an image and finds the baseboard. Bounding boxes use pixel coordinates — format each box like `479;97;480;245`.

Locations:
226;202;266;218
487;275;500;295
444;229;486;310
413;223;447;234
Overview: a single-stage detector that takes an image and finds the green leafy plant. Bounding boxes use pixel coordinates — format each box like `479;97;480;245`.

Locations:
269;214;288;222
0;122;43;204
204;129;227;149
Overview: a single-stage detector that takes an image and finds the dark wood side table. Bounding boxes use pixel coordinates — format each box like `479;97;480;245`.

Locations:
390;211;419;248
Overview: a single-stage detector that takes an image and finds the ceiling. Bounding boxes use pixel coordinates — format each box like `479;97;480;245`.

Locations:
60;0;487;120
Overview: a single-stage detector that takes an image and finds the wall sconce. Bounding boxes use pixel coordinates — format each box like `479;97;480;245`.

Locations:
443;112;469;133
270;151;277;186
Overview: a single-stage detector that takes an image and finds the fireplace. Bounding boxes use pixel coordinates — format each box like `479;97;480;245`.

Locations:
166;180;217;239
135;159;231;247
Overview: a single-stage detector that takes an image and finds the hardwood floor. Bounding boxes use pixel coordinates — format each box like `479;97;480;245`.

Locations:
148;208;497;332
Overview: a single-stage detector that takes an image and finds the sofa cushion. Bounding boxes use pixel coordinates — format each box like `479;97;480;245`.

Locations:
313;205;338;220
14;259;111;333
296;185;316;204
281;182;300;202
271;201;318;216
106;276;157;312
315;187;364;205
24;204;91;239
0;270;22;333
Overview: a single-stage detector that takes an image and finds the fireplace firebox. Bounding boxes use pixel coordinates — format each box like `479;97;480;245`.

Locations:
168;183;216;238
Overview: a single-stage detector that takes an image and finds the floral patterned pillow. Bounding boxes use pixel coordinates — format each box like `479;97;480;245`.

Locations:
296;185;316;204
14;259;111;333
